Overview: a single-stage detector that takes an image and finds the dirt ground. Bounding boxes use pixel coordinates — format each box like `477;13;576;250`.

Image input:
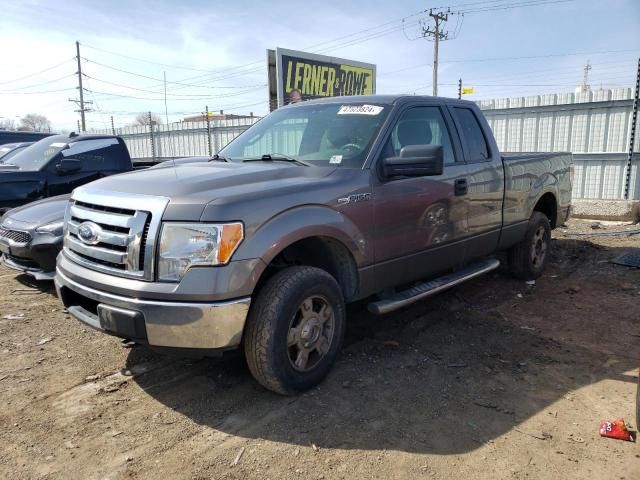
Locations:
0;219;639;480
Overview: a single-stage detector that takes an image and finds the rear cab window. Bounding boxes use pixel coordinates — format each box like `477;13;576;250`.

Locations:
451;107;490;162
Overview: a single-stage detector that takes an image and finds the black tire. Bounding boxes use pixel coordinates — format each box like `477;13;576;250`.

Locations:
508;211;551;280
244;266;346;395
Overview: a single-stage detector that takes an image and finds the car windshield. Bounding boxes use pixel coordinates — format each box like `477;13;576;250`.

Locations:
220;102;389;168
0;144;28;163
0;144;18;160
6;136;67;171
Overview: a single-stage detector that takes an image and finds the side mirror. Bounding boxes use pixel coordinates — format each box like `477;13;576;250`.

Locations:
56;158;82;175
382;144;444;178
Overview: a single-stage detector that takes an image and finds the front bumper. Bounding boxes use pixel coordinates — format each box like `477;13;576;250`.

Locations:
1;253;55;280
0;226;61;276
55;268;251;350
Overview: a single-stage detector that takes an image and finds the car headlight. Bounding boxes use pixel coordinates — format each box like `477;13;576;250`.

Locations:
36;220;64;236
157;222;243;281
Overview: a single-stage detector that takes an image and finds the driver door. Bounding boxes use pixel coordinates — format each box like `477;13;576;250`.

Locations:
46;138;122;197
371;105;470;290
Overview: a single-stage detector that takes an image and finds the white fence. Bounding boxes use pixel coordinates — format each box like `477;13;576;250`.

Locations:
92;117;260;161
479;87;638;200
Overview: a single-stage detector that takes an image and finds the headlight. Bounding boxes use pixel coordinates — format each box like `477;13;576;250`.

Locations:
157;222;243;281
36;220;64;236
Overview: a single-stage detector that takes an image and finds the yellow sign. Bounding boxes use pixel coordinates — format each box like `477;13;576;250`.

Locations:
275;48;376;106
462;86;474;95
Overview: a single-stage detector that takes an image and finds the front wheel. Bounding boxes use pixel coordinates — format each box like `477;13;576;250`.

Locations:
243;266;345;395
508;211;551;280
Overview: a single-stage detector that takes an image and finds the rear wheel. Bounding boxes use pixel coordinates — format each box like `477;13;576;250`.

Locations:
508;211;551;280
243;266;345;395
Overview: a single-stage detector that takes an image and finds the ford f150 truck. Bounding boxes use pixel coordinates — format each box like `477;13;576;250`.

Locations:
54;95;572;394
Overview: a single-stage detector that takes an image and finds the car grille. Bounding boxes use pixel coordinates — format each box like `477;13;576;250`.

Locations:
0;226;32;245
63;190;169;280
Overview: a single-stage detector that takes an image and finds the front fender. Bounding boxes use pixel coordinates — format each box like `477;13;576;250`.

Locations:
234;205;369;267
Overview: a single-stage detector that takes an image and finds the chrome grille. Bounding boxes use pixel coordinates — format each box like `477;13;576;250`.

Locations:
63;188;169;280
0;226;31;245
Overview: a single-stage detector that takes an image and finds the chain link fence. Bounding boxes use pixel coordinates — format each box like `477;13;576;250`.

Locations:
92;116;260;162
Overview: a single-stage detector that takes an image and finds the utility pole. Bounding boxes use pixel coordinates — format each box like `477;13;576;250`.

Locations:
420;9;450;96
110;116;116;135
458;78;462;99
148;111;156;162
76;120;80;133
624;57;640;200
205;105;212;157
76;41;86;131
580;60;592;93
68;41;92;132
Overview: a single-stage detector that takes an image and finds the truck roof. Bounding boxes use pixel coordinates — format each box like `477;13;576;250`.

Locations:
45;133;123;144
290;94;478;108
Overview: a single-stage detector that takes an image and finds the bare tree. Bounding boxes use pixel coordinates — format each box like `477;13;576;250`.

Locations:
20;114;51;132
134;113;163;126
0;119;16;130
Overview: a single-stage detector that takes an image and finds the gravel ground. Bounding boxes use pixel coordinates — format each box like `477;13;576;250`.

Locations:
0;219;639;480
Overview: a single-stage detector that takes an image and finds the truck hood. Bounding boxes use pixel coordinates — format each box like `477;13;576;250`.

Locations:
75;162;339;220
3;194;70;226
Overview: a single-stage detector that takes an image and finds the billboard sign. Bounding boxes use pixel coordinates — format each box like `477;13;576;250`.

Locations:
268;48;376;108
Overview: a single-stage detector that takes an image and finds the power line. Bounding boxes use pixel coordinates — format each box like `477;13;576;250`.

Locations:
442;49;639;64
86;85;266;102
82;57;265;89
0;88;76;95
98;100;266;117
82;73;265;98
3;73;76;91
0;58;74;85
457;0;574;14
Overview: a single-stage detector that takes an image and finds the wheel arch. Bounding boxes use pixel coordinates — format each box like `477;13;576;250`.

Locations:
532;191;558;228
237;206;367;302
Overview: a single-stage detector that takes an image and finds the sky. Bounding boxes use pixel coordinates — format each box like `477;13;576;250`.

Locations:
0;0;638;132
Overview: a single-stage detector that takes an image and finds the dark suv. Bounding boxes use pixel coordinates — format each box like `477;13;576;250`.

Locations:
0;133;132;214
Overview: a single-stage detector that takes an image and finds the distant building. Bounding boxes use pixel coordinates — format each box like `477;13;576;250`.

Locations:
182;111;256;123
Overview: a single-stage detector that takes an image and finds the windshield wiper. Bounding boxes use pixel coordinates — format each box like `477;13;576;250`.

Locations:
209;153;229;162
242;153;311;167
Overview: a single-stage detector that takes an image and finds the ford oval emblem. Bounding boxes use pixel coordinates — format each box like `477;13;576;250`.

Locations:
77;221;101;245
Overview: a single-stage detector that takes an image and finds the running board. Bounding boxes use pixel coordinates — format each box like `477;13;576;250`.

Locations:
368;258;500;315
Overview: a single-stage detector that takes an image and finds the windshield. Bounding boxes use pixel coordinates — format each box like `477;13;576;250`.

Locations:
6;136;67;171
220;103;389;168
0;144;28;163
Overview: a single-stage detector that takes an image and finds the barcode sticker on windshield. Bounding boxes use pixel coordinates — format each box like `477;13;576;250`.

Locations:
329;155;343;165
337;105;384;115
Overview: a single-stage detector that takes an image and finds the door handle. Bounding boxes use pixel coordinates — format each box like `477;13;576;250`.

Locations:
454;178;468;196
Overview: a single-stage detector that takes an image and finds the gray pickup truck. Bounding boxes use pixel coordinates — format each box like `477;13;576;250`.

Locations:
54;95;572;394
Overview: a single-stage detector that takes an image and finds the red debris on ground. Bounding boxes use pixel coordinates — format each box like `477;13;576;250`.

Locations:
598;418;635;442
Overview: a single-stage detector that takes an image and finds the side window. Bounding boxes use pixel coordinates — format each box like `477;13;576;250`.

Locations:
61;138;121;171
384;107;456;165
452;108;489;162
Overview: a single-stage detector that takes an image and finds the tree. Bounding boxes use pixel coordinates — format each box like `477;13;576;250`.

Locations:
0;119;16;130
134;112;163;126
20;114;51;132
